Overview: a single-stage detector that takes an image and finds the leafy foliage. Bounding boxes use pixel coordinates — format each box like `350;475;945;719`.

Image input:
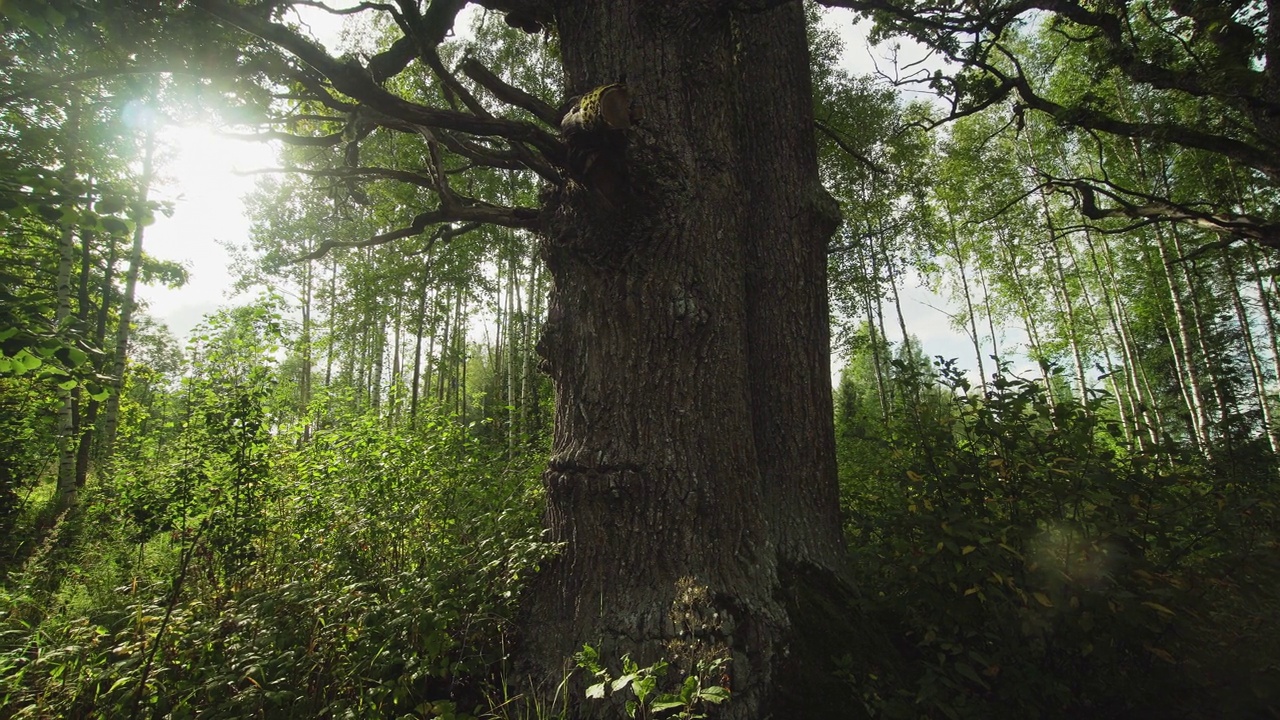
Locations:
0;294;557;719
576;645;730;720
838;357;1280;718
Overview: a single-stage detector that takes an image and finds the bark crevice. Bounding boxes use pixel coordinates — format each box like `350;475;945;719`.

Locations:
517;2;868;717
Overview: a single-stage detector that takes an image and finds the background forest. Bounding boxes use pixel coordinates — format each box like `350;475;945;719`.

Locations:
2;1;1278;719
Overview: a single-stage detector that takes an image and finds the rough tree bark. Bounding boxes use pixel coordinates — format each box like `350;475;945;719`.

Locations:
188;0;868;714
522;2;857;717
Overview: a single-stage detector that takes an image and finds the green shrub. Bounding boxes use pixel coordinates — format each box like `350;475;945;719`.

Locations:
1;401;556;719
843;361;1280;719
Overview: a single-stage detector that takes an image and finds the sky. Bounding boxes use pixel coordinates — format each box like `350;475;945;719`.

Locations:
135;5;989;379
136;126;261;339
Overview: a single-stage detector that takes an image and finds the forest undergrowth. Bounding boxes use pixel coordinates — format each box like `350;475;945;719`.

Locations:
2;345;1277;720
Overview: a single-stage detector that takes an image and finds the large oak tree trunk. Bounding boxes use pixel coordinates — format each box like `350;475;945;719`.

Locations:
522;2;854;717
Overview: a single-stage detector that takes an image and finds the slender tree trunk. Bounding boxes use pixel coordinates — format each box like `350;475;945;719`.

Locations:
423;288;438;414
300;256;313;440
1223;249;1278;452
390;293;402;424
437;288;451;405
1042;205;1091;405
507;248;519;454
1249;246;1280;434
452;289;464;415
492;258;504;431
1041;132;1149;438
944;210;987;389
373;312;386;415
1114;127;1213;450
72;229;96;486
1162;201;1232;446
355;314;368;410
521;3;854;717
77;238;117;483
520;256;537;442
975;261;1003;372
410;276;427;429
1071;228;1146;443
54;100;82;500
1146;230;1213;450
460;340;468;424
882;239;916;371
997;228;1055;405
872;254;895;408
1165;226;1229;442
325;256;337;389
861;241;890;419
101;132;156;465
1093;229;1165;444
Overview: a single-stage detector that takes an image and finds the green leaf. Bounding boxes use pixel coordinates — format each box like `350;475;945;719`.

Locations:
54;345;89;367
86;382;110;401
95;195;127;215
633;674;657;704
102;216;130;235
680;675;698;702
585;682;606;700
699;686;730;703
954;662;988;689
612;673;637;693
9;350;40;374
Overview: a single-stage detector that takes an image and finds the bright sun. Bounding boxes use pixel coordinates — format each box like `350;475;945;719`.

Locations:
136;124;279;340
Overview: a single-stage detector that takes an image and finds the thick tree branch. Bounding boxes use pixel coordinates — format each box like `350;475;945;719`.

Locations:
819;0;1278;118
436;131;530;172
366;35;420;84
470;0;556;24
816;119;887;174
418;0;470;46
459;55;560;126
222;130;345;146
294;203;538;261
235;165;436;188
1053;178;1280;249
289;1;398;15
424;46;494;117
1029;0;1274;115
189;0;563;160
1001;68;1280;180
331;108;560;179
279;66;359;112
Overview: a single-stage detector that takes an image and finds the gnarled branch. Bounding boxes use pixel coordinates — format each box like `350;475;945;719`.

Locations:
189;0;563;160
459;55;560;126
1051;177;1280;250
295;202;539;262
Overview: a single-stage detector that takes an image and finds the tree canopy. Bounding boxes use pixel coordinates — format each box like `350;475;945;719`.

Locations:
828;0;1280;250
